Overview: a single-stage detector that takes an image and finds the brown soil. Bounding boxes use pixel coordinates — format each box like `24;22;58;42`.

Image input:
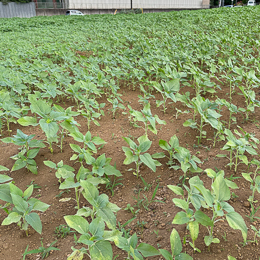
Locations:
1;83;260;260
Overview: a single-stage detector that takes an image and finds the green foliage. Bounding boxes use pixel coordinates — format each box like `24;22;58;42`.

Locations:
122;135;164;178
2;129;45;174
217;128;258;172
24;240;59;259
169;169;247;251
1;183;50;235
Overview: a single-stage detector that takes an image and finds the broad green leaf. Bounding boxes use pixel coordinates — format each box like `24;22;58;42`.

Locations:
60;178;80;189
67;250;84;260
194;210;213;227
0;184;12;203
140;153;156;172
0;174;12;184
170;228;182;256
23;185;34;200
27;148;40;159
25;212;42;234
137;243;160;257
11;193;28;212
104;165;122;177
172;198;189;211
89;240;113;260
226;212;247;242
159;249;173;260
212;174;230;201
64;215;89;235
0;165;9;172
172;211;190;224
175;253;193;260
17;116;38;126
11;159;26;172
81;180;99;206
2;212;21;225
167;185;184;196
31;200;50;212
43;161;57;169
188;221;199;242
97;206;116;229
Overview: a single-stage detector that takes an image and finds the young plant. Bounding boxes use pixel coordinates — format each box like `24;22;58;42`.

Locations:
159;135;180;166
2;129;45;174
159;229;193;260
107;97;126;119
129;103;166;137
249;225;260;244
1;183;50;235
153;78;180;113
242;159;260;222
183;95;221;144
217;128;258;172
169;169;247;251
69;130;106;166
122;135;164;178
105;176;123;196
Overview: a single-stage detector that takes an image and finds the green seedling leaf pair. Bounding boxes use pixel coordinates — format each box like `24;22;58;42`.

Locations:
122;135;164;178
1;183;49;235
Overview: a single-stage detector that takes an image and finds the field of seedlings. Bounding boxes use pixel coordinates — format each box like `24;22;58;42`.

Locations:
1;6;260;260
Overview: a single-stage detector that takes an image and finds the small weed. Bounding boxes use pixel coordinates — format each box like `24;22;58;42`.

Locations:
140;176;152;191
105;176;123;196
55;224;74;238
23;240;59;259
55;189;71;198
222;232;227;242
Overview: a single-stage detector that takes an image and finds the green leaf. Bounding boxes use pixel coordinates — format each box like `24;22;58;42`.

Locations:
11;193;28;212
31;200;50;212
81;180;99;206
138;140;152;153
2;212;21;225
23;185;34;200
137;243;160;257
17;116;38;126
175;253;193;260
0;184;12;203
64;215;89;235
159;249;173;260
0;165;9;172
25;212;42;234
194;210;213;227
159;139;170;151
204;236;213;246
104;165;122;177
188;221;199;242
172;212;190;225
212;174;230;201
27;148;40;159
60;178;80;189
167;185;184;196
172;198;189;211
11;159;26;172
170;228;182;256
226;212;247;243
89;240;113;260
67;250;84;260
140;153;156;172
0;174;12;184
43;161;57;169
